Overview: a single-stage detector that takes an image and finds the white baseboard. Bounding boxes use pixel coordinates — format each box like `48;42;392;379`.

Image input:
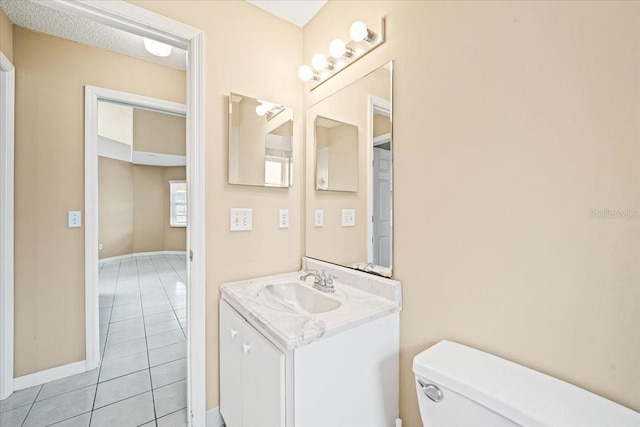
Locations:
99;250;187;264
13;360;87;391
206;406;224;427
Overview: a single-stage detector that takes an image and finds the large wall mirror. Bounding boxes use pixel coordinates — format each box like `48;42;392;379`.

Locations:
305;62;393;277
228;93;293;187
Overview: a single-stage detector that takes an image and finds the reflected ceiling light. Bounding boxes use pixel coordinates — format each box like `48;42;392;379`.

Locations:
329;39;355;59
255;103;268;116
255;101;285;120
143;38;172;57
349;20;377;43
298;65;320;82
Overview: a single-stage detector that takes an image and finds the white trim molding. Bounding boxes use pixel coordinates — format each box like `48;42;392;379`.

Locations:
13;361;87;392
36;1;205;425
0;52;15;401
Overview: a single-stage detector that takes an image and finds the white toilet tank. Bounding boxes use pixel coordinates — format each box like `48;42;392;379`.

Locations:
413;341;640;427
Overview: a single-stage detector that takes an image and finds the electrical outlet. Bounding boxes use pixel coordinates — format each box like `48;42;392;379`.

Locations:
230;208;252;231
98;243;103;250
314;209;324;227
279;209;289;229
68;211;82;228
341;209;355;227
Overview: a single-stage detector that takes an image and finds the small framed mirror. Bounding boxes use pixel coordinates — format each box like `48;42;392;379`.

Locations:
315;116;359;192
228;93;293;188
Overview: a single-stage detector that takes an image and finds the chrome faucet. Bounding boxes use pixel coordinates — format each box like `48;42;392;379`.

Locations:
300;269;335;293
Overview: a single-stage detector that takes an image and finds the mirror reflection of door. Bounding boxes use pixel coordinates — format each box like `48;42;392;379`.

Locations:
370;98;392;269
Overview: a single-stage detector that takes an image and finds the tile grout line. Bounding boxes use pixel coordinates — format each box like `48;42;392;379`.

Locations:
153;255;187;340
19;384;43;427
90;258;124;426
137;257;159;425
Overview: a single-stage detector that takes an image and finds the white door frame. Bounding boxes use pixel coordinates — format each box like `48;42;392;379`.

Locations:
0;52;15;401
28;1;205;425
367;94;391;267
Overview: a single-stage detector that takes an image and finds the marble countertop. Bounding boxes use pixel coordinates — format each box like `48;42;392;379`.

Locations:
220;271;401;351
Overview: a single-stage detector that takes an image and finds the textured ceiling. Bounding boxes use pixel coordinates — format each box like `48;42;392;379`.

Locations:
0;0;186;71
247;0;326;27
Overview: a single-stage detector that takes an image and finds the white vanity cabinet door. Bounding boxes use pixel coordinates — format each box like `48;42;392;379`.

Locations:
220;301;286;427
220;301;243;427
241;322;285;427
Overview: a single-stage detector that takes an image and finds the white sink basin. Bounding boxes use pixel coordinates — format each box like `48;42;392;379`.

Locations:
262;282;342;314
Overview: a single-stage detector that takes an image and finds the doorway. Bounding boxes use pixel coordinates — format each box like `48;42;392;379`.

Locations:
0;1;205;425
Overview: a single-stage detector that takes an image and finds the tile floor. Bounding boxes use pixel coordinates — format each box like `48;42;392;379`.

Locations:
0;254;188;427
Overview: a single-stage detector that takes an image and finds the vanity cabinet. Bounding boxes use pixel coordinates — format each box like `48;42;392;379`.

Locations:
220;298;400;427
220;301;285;427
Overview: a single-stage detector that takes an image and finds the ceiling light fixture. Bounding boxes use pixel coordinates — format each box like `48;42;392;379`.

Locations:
298;18;385;89
143;38;172;57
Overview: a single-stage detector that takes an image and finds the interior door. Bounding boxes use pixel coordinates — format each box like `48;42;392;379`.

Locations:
373;147;392;267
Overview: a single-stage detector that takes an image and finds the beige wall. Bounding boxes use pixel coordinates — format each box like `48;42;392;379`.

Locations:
305;1;640;423
132;165;165;253
98;158;186;259
98;157;134;258
129;0;304;410
0;8;12;62
13;26;185;376
133;108;186;155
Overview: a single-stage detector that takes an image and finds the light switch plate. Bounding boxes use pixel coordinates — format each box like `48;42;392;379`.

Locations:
341;209;355;227
314;209;324;227
230;208;252;231
68;211;82;228
279;209;289;229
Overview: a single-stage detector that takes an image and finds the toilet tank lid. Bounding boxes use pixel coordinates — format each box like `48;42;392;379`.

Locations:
413;341;639;427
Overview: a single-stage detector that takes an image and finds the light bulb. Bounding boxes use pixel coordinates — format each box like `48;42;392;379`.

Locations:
350;20;377;43
312;53;328;71
143;38;172;57
298;65;314;81
255;104;268;116
329;39;346;59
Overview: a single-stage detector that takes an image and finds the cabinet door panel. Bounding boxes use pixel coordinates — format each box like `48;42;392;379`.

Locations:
242;322;285;427
220;301;244;427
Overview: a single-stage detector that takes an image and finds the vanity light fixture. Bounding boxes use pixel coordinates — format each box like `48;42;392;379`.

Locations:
298;65;320;82
298;17;385;89
143;37;172;57
329;39;355;59
312;53;335;71
349;20;377;43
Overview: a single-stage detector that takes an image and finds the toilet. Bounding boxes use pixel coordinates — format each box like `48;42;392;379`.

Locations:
413;340;640;426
